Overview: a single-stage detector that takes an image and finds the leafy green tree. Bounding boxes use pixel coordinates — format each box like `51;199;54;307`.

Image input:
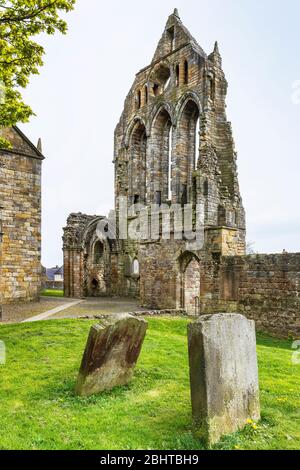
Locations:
0;0;75;148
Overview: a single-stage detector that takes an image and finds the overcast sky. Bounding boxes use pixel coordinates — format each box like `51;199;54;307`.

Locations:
19;0;300;267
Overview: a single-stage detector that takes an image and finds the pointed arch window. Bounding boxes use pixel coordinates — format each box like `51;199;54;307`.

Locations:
177;99;200;203
132;259;140;276
151;108;172;204
128;121;147;205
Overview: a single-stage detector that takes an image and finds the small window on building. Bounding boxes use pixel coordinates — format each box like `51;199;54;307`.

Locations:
144;85;148;104
153;83;159;96
181;185;188;206
208;76;215;100
156;191;162;206
203;179;209;196
134;194;140;205
132;259;140;276
184;60;189;84
137;90;142;109
175;64;180;87
167;26;175;52
94;241;103;264
192;176;197;205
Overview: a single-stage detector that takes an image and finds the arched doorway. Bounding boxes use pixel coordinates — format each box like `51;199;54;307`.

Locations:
178;252;201;316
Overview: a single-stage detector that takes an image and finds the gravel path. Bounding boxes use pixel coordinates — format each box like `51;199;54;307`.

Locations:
1;297;73;324
0;297;144;324
51;297;144;319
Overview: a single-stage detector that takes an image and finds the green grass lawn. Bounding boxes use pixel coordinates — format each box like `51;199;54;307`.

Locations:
41;289;64;298
0;318;299;450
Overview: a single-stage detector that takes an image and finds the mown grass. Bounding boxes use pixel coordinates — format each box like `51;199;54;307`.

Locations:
41;289;64;298
0;318;299;450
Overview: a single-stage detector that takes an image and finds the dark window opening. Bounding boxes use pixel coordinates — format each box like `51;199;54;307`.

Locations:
134;194;140;205
184;60;189;84
176;64;180;87
209;77;215;100
153;84;159;96
145;85;148;104
192;176;197;205
92;278;99;289
137;90;142;109
181;185;188;206
167;26;175;51
203;179;209;196
156;191;162;206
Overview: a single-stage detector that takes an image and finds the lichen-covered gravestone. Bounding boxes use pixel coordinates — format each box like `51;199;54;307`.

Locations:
75;313;148;396
188;313;260;445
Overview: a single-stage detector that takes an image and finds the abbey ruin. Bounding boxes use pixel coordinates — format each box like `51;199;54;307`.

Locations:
63;10;300;338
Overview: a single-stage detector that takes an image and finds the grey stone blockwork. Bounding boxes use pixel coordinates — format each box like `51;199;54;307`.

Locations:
188;313;260;445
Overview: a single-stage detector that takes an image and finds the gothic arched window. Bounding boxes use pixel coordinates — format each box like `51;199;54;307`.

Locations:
177;100;200;203
151;108;173;203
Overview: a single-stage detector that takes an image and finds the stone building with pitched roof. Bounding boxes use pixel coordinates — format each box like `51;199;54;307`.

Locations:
0;126;44;304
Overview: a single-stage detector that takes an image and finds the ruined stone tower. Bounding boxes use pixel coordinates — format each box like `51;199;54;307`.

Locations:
63;10;300;337
64;10;246;314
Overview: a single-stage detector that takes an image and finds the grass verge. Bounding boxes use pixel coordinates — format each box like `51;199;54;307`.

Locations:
41;289;64;298
0;318;299;450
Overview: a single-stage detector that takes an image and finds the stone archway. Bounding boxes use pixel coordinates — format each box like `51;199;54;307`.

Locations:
178;252;201;316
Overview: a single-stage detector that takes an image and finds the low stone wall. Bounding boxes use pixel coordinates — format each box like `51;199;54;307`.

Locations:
78;309;188;321
221;253;300;338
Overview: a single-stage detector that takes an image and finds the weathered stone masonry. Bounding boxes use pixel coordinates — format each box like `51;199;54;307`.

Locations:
0;126;44;304
63;10;300;338
219;254;300;338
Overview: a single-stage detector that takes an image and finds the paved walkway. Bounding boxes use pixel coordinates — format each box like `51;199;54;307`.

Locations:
21;300;84;323
51;297;143;319
2;297;143;324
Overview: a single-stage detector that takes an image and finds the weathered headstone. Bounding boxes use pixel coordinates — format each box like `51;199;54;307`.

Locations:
75;313;148;396
188;313;260;445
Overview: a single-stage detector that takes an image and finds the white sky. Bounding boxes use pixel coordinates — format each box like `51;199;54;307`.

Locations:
19;0;300;267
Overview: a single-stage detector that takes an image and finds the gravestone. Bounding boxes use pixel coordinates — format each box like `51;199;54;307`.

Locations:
75;313;148;396
188;313;260;445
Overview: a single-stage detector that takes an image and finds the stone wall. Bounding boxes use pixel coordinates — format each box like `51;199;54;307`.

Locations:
0;126;43;304
220;254;300;338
